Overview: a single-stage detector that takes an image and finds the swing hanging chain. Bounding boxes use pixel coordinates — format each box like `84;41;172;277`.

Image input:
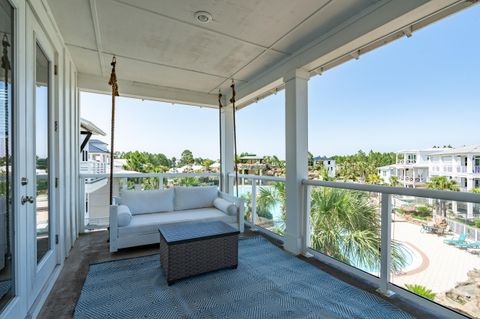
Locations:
1;33;11;71
108;56;119;205
230;79;239;197
218;90;223;191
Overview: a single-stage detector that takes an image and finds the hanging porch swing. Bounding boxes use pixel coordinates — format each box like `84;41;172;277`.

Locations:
107;57;240;203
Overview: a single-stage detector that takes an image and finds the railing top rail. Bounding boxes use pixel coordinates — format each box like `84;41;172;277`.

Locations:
228;173;286;182
79;172;220;179
302;179;480;203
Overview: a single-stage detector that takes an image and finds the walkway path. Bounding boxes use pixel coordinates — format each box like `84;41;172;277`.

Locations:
391;218;479;293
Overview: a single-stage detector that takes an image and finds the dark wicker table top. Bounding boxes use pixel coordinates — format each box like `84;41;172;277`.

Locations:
158;221;239;245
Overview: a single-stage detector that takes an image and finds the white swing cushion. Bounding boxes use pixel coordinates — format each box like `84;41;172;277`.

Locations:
213;198;237;216
120;189;174;215
174;186;218;211
117;205;132;227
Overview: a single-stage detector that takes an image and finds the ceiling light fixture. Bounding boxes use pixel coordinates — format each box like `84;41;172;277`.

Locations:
194;11;212;24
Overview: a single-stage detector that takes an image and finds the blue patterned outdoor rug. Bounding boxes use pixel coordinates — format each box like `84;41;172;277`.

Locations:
74;237;414;319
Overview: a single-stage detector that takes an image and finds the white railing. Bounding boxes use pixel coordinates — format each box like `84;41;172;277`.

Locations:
456;166;467;173
228;173;286;240
474;166;480;174
302;179;480;319
80;161;108;174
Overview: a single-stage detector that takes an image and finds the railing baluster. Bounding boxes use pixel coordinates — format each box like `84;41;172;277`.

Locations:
159;175;164;191
304;185;311;252
251;178;257;230
379;193;393;296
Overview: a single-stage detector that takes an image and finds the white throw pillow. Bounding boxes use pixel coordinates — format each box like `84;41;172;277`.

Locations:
117;205;132;227
120;189;174;215
213;198;237;216
174;186;218;211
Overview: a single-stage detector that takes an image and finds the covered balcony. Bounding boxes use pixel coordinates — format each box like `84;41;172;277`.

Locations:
1;1;480;319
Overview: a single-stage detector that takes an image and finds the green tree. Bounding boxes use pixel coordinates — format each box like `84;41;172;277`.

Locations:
309;188;406;271
178;149;194;167
427;176;460;217
366;173;381;184
389;176;400;187
202;159;214;170
405;284;436;300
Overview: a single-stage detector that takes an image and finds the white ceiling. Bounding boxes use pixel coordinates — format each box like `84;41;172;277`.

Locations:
47;0;383;98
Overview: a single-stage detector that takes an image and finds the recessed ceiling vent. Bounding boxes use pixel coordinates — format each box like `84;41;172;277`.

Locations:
194;11;212;24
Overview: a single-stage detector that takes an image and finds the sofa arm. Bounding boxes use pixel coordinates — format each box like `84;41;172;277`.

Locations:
218;191;245;233
109;205;119;252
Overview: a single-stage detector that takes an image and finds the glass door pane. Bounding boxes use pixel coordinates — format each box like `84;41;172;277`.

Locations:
0;0;14;311
35;44;50;264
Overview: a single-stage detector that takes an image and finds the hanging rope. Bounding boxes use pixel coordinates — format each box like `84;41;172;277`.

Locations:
230;80;239;197
218;90;223;191
108;56;119;205
1;34;11;257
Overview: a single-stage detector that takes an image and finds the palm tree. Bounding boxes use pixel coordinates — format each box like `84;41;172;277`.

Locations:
427;176;460;191
427;176;460;217
256;182;286;233
309;187;406;272
389;176;400;187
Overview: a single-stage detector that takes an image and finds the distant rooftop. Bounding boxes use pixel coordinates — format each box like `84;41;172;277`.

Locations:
80;117;106;136
396;148;450;153
313;156;333;161
432;145;480;156
88;139;109;154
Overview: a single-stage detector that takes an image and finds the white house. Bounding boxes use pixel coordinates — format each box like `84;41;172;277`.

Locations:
312;156;336;178
379;146;480;191
379;145;480;220
378;148;449;187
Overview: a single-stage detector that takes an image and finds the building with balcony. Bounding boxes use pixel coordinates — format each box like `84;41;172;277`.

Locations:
379;148;449;187
379;146;480;192
1;1;480;319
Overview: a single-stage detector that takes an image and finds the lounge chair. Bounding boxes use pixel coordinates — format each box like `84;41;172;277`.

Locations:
444;233;467;245
456;241;480;249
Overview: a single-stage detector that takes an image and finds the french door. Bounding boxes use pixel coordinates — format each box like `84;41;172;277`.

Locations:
25;8;58;305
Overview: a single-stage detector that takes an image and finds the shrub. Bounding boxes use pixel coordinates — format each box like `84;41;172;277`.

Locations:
475;219;480;229
405;284;436;300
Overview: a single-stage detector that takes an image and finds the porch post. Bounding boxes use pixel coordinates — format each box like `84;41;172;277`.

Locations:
284;69;309;255
221;104;234;194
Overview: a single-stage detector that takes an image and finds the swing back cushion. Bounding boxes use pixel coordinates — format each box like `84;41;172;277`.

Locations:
120;188;174;215
174;186;218;211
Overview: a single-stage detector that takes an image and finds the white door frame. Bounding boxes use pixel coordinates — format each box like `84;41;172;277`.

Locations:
25;4;59;309
0;0;26;318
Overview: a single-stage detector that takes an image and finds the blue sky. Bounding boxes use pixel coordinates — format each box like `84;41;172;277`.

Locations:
81;5;480;160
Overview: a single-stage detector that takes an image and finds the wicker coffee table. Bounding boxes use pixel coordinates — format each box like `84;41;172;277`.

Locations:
158;221;239;285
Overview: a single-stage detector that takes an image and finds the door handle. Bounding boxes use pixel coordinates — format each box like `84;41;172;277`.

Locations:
21;195;34;205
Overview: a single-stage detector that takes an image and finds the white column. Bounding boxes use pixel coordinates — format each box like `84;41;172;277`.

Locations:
284;69;309;255
467;178;474;220
221;104;234;194
467;156;474;174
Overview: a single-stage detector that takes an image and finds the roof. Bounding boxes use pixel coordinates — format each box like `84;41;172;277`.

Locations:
313;156;333;161
88;139;109;154
240;155;262;160
396;148;450;153
431;145;480;156
80;117;106;136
